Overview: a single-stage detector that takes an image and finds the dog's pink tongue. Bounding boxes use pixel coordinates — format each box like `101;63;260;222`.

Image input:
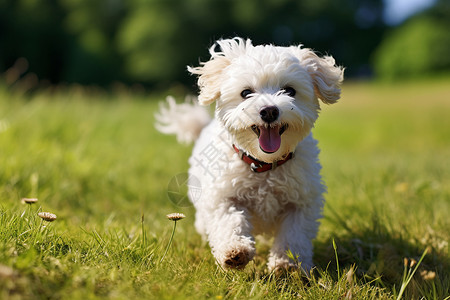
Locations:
258;125;281;153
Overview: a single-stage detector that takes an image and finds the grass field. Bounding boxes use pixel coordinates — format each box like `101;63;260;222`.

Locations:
0;79;449;299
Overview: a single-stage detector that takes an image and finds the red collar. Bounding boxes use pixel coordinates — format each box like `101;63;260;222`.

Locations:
233;144;294;173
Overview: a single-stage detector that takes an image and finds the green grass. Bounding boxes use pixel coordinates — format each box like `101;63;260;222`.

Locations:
0;79;449;299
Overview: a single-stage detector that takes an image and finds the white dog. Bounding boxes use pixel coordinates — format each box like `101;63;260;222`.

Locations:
156;38;343;272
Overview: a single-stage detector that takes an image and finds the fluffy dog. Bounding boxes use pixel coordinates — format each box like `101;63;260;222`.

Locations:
156;38;343;272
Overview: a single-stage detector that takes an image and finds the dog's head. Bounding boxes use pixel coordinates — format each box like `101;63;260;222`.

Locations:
188;38;344;163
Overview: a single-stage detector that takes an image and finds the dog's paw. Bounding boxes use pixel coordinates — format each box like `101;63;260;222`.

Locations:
272;265;301;279
268;255;313;275
218;246;255;270
224;248;251;269
268;259;296;273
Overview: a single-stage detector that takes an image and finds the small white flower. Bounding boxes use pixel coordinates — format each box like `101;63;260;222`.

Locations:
38;212;57;222
166;213;186;221
21;198;38;205
420;270;436;281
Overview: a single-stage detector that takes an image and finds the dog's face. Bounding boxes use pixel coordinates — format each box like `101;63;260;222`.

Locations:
189;38;344;163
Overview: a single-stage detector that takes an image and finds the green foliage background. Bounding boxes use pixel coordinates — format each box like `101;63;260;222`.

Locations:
2;0;449;86
373;1;450;80
0;0;386;86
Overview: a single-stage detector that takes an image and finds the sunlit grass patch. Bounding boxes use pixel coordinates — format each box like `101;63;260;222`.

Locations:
0;80;449;299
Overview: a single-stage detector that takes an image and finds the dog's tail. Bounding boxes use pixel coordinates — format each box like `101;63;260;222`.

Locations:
155;96;211;144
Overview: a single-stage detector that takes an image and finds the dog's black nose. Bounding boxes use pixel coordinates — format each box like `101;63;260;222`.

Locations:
259;106;279;123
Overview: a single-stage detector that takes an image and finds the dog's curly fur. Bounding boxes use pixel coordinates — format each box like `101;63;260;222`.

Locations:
156;38;344;272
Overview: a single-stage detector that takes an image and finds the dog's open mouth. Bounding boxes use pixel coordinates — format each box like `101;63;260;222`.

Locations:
251;124;288;153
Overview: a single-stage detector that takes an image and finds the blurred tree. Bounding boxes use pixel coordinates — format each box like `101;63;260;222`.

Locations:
1;0;388;88
0;0;67;83
59;0;126;84
117;0;189;82
117;0;386;85
373;0;450;80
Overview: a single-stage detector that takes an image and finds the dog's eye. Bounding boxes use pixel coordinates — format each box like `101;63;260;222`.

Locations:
282;87;296;97
240;89;254;99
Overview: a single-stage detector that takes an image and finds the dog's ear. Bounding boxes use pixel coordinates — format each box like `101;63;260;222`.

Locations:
188;56;230;105
295;48;344;104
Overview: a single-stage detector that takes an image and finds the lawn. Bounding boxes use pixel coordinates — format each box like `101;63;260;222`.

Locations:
0;79;449;299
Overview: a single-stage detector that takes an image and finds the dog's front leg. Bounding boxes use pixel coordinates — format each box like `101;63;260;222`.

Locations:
206;202;255;269
268;207;319;273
